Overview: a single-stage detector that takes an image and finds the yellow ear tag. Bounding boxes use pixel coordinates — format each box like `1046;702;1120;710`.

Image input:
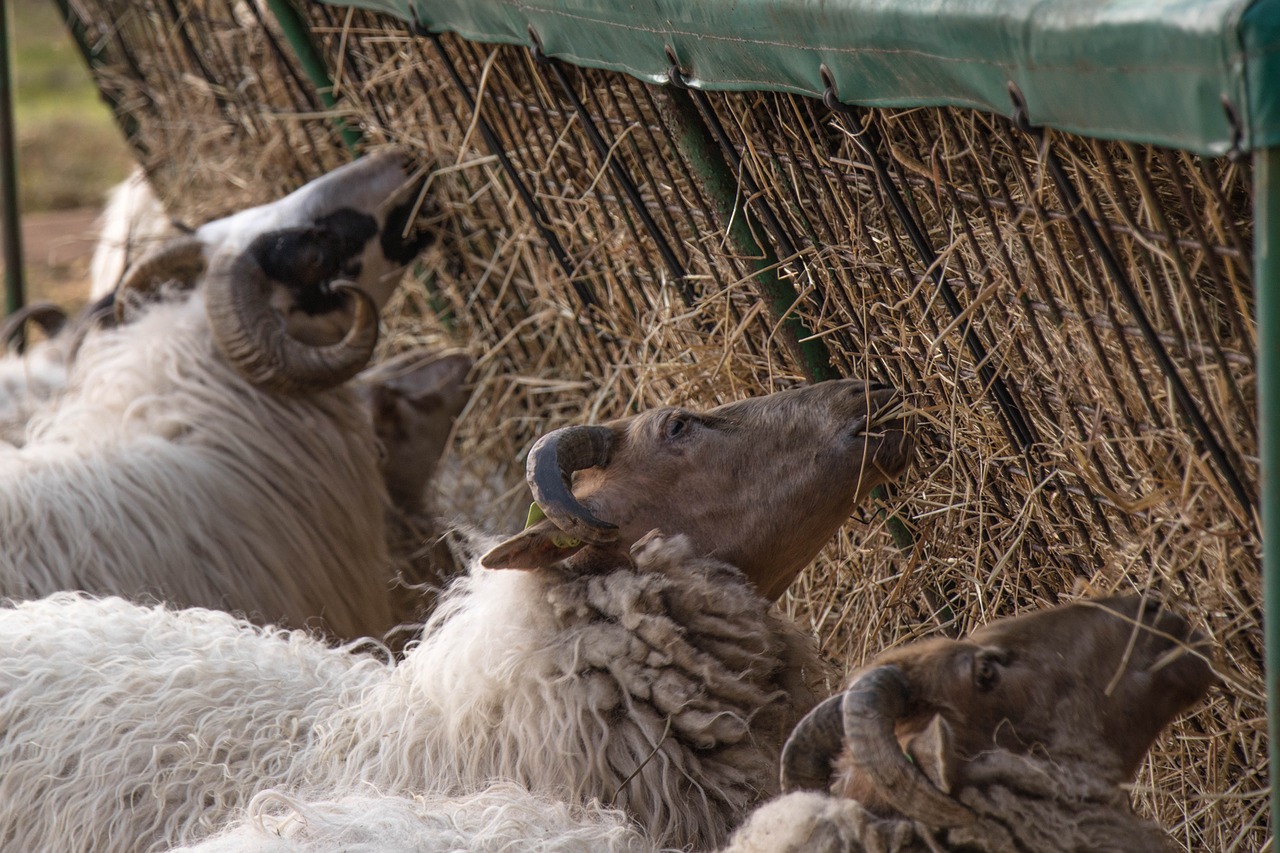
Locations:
524;502;582;549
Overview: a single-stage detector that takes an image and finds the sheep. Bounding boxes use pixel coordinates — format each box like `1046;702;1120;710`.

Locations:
0;378;914;852
718;593;1217;852
88;167;183;302
166;785;661;853
0;152;464;641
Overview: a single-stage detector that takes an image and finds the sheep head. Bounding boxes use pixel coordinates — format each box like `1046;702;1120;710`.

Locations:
354;349;474;514
480;379;913;600
198;151;433;394
781;595;1216;828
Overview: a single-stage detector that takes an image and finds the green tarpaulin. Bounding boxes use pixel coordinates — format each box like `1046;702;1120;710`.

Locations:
323;0;1280;156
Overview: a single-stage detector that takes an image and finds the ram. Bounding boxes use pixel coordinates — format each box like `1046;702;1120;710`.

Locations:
0;152;466;641
720;594;1216;852
0;379;912;852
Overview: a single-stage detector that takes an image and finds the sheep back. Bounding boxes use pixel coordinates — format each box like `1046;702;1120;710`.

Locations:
0;592;390;852
166;785;660;853
323;532;832;850
0;293;397;640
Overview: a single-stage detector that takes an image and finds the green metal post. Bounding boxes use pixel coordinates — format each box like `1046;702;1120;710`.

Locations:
659;88;914;549
265;0;363;153
659;88;834;383
0;0;24;317
1257;145;1280;833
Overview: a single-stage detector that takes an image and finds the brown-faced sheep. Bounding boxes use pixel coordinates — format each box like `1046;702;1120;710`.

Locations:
0;379;912;853
723;594;1216;852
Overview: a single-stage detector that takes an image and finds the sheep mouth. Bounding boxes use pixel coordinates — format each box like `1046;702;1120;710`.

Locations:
853;396;915;488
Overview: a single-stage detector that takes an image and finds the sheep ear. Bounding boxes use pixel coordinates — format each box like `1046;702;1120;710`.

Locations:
480;519;588;570
377;351;472;408
905;715;958;795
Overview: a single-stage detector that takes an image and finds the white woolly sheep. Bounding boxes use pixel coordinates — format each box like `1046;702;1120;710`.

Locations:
724;594;1216;852
89;167;182;302
0;153;470;641
167;785;661;853
0;378;913;852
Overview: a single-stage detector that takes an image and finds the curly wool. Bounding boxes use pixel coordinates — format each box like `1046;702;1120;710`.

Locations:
167;785;661;853
0;291;396;640
0;342;68;445
319;532;829;850
0;593;389;852
0;535;826;852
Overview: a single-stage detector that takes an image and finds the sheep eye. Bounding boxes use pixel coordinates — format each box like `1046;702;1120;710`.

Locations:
974;655;1001;692
664;414;692;441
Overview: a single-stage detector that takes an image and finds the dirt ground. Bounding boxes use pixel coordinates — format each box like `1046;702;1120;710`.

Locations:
2;206;100;313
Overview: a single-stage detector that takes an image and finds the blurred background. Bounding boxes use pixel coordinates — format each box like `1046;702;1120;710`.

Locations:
6;0;131;309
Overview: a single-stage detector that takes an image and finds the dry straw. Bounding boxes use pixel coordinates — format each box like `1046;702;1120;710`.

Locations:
69;1;1267;849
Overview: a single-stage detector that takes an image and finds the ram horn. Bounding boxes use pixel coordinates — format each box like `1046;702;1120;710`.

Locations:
0;302;68;351
114;236;207;323
526;425;619;543
841;665;974;828
205;248;379;396
780;693;845;792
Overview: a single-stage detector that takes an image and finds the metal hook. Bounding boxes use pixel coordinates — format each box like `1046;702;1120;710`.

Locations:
1221;94;1247;163
528;26;548;64
664;45;688;89
406;3;429;38
1007;82;1034;134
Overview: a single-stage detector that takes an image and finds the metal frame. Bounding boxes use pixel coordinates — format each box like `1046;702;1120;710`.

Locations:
1255;145;1279;829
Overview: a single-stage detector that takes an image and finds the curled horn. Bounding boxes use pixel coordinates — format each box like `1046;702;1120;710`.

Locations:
205;248;379;396
842;665;974;828
114;236;207;323
525;425;619;543
1;302;68;351
781;693;845;792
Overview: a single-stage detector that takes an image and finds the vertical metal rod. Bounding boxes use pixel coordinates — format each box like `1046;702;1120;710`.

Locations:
661;87;833;383
660;86;913;549
0;0;23;317
265;0;362;153
415;29;596;310
537;53;692;305
1035;134;1254;520
825;95;1037;454
48;0;143;150
1255;144;1280;833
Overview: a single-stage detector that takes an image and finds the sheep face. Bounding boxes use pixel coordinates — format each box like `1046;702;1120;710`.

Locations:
354;349;473;514
195;153;435;395
482;379;912;600
784;595;1215;826
919;595;1216;781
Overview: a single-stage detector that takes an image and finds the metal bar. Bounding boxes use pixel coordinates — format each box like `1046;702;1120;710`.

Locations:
265;0;362;153
1255;144;1280;835
0;0;22;317
415;30;597;310
1029;128;1255;521
660;86;913;549
824;95;1038;454
48;0;144;151
660;86;833;383
535;52;694;306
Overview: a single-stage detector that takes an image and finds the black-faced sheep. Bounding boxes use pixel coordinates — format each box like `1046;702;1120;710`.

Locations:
0;379;913;852
0;152;469;641
721;594;1216;852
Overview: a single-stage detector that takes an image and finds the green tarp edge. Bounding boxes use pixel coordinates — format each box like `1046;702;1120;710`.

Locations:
321;0;1280;156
